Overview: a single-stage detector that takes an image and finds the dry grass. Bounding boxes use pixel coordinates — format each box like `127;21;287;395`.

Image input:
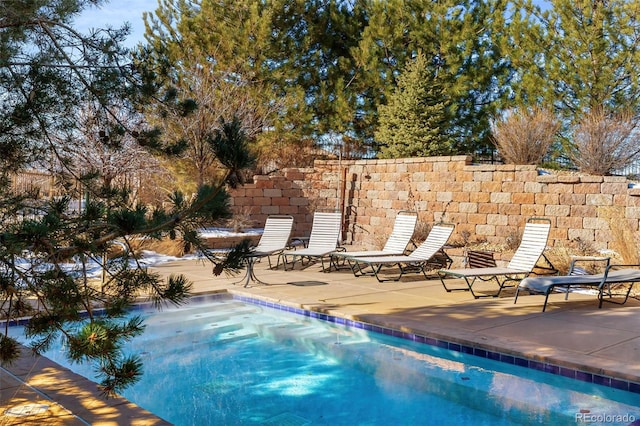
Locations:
598;206;640;264
130;237;194;257
412;221;431;244
226;206;256;232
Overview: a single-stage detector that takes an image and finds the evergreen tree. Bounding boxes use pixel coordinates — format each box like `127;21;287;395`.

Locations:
141;0;308;171
0;0;252;396
506;0;640;120
375;52;451;158
355;0;511;154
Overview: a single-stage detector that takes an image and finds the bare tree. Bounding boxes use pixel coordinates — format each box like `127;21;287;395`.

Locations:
146;59;285;188
571;108;640;175
58;102;163;203
491;107;560;165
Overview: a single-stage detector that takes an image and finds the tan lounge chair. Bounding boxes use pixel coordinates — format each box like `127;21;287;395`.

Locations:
330;210;418;272
233;215;294;287
438;218;551;298
348;223;454;282
282;211;342;272
515;258;640;311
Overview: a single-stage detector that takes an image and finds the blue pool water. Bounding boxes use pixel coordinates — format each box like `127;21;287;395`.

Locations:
12;297;640;425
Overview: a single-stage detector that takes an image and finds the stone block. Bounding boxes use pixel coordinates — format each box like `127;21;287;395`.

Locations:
477;203;498;214
261;206;280;215
571;205;597;217
481;181;502;192
437;192;454;202
473;171;494;182
263;188;282;197
579;175;604;183
557;175;580;183
582;216;608;230
462;181;482;192
521;204;546;216
502;181;524;192
549;228;567;241
476;224;496;236
537;175;558;183
415;181;431;192
512;193;535;204
556;216;583;229
613;194;628;206
468;213;488;224
452;192;470;202
459;202;478;213
516;170;539;182
253;197;270;206
586;193;613;206
535;193;559;205
547;183;575;194
487;214;509;226
498;203;521;215
290;197;309;206
470;192;491;203
559;193;586;205
568;228;594;242
490;192;512;204
574;183;601;194
601;182;629;194
625;207;640;219
494;171;516;182
544;204;570;217
524;181;545;193
456;171;474;181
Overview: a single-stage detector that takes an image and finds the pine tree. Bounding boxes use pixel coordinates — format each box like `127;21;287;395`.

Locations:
506;0;640;120
375;52;451;158
355;0;511;155
0;0;252;397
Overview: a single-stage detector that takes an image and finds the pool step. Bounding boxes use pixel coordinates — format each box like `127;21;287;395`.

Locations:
131;321;255;352
143;304;260;329
254;321;370;357
131;322;258;357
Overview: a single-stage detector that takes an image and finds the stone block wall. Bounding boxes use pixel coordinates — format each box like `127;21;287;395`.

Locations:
229;156;640;253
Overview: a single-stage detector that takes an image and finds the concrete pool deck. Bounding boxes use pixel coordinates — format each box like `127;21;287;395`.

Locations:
3;257;640;423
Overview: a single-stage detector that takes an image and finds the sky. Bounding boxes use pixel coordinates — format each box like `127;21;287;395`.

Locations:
73;0;159;47
76;0;551;48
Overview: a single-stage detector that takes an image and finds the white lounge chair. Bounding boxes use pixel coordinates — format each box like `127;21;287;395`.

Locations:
282;211;342;272
348;223;454;282
233;215;294;287
330;210;418;272
438;218;552;298
515;258;640;311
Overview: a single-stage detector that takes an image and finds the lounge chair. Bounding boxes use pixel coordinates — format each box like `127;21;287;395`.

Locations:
232;215;294;287
282;210;342;271
438;217;551;298
348;223;455;282
330;210;418;271
515;258;640;311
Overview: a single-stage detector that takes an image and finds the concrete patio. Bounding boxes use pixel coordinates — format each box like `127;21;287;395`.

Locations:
2;256;640;424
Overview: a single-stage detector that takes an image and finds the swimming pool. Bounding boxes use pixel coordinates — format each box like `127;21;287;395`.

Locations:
12;296;640;425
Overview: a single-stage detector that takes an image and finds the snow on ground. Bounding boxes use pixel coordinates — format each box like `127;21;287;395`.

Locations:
198;227;262;238
13;228;264;281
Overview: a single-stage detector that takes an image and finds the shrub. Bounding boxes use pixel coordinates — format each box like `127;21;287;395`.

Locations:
491;107;560;165
570;108;640;175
